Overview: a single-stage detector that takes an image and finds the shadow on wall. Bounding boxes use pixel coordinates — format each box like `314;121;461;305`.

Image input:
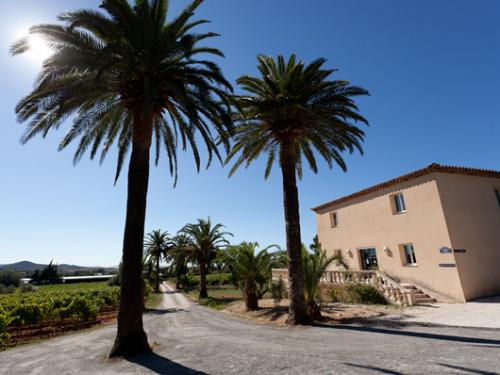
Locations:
128;351;207;374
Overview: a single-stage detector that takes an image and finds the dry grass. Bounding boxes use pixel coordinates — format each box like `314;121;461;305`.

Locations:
223;298;402;326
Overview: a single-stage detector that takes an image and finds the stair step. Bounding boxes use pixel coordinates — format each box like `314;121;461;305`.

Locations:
414;297;436;303
401;283;417;289
413;293;429;297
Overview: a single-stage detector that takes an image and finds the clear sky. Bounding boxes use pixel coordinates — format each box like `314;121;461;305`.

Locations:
0;0;499;266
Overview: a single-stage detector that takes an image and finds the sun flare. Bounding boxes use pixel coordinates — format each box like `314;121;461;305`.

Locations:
27;35;53;62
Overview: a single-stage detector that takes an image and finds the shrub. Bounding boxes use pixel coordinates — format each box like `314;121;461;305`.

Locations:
0;284;16;295
108;275;120;286
0;285;120;330
328;284;387;305
206;273;233;286
270;278;285;307
19;283;36;293
0;270;21;287
10;303;45;326
183;273;233;289
0;308;13;344
68;297;98;322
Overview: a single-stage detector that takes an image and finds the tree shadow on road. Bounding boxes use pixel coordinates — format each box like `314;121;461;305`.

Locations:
128;351;206;374
315;323;500;347
438;363;498;374
343;362;403;374
143;307;186;315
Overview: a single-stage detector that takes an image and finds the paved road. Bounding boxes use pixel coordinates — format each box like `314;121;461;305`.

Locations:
1;284;500;375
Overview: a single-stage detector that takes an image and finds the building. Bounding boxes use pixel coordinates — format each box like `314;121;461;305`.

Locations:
312;163;500;303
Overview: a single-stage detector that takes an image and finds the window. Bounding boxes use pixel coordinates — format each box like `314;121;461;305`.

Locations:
393;193;407;213
402;244;417;266
495;189;500;207
330;211;339;227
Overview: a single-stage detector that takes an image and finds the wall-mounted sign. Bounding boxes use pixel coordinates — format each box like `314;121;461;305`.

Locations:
439;247;452;254
454;249;466;253
439;263;456;268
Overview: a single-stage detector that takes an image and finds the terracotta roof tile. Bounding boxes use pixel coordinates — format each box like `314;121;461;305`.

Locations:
311;163;500;212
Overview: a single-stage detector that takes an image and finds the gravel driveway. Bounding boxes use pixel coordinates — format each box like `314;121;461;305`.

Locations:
1;284;499;375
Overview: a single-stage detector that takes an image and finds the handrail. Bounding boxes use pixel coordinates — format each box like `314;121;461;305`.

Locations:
271;268;414;306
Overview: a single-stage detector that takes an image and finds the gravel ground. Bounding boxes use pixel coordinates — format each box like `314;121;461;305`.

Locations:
1;284;499;375
382;296;500;329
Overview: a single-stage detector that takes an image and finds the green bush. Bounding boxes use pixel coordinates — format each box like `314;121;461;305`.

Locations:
10;303;45;326
0;284;16;295
270;278;285;306
183;273;233;289
0;308;13;344
0;285;120;330
328;284;387;305
0;270;21;287
19;283;36;293
68;297;98;322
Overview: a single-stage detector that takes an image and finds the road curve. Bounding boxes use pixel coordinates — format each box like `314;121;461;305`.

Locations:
1;284;500;374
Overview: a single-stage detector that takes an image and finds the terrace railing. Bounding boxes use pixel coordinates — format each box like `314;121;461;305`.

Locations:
272;269;415;306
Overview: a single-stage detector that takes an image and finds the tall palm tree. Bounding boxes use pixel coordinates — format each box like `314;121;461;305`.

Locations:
144;229;170;293
169;234;191;289
227;55;369;325
11;0;233;357
224;242;277;311
179;218;232;298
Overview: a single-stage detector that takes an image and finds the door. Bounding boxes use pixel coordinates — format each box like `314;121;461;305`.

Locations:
360;248;378;270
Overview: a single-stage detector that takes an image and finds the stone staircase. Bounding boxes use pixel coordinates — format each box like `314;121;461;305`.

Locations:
401;283;436;304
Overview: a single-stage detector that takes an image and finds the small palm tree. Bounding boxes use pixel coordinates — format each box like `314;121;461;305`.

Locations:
11;0;233;357
144;229;171;293
179;218;232;298
169;234;191;290
302;245;338;320
227;54;369;325
224;242;277;311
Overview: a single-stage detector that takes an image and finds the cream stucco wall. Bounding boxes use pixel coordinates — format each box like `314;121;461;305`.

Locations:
436;174;500;301
315;173;466;302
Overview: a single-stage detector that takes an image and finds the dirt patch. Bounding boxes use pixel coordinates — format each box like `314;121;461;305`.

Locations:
223;299;402;326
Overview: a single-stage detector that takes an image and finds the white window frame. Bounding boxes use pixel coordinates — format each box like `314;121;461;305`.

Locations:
401;243;417;266
330;211;339;228
393;193;407;214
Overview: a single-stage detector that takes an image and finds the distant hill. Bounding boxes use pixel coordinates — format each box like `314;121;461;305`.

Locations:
0;261;47;272
0;261;116;273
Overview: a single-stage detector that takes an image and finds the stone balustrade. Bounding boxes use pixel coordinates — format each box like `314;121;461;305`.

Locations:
272;268;414;306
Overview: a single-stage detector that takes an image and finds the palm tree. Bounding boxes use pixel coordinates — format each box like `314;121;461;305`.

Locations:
11;0;233;357
179;218;232;298
224;242;277;311
169;234;191;289
302;245;337;320
227;55;369;325
144;229;170;293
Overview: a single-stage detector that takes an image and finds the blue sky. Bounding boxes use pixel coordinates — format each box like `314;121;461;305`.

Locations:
0;0;499;266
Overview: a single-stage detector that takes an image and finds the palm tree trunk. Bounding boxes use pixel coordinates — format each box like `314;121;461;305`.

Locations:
155;257;160;293
110;113;153;358
199;261;208;299
279;142;311;325
245;279;258;311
